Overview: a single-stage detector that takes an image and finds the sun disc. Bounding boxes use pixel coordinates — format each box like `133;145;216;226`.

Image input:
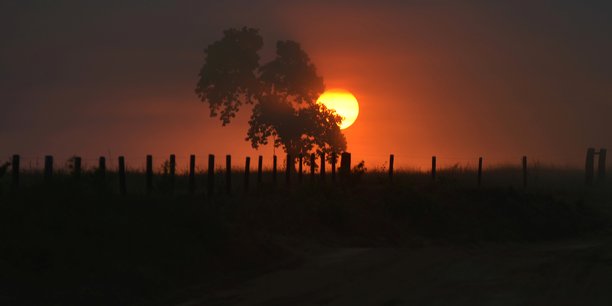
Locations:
316;89;359;129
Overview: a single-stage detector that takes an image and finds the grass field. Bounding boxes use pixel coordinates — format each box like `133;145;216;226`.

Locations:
0;166;611;305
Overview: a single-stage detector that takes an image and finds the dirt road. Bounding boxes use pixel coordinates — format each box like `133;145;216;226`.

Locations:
178;236;612;306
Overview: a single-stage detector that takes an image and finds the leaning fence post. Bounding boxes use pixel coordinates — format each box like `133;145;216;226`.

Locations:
226;155;232;195
522;156;528;188
320;152;326;181
477;157;483;187
431;156;436;181
389;154;394;181
118;156;127;196
207;154;214;196
340;152;351;178
73;156;81;179
244;156;250;192
585;148;595;186
189;154;196;194
272;155;277;185
257;155;263;185
169;154;176;194
44;155;53;183
298;154;303;183
146;155;153;194
11;154;20;191
331;152;337;182
598;148;606;182
286;154;291;185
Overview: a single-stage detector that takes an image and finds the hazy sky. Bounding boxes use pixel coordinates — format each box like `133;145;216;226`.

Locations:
2;0;611;169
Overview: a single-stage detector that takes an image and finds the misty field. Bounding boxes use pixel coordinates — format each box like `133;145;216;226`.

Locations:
1;166;611;305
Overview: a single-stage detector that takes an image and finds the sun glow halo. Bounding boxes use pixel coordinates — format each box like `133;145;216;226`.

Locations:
316;89;360;129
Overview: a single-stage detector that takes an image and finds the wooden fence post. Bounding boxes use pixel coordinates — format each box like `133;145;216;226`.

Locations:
340;152;351;178
98;156;106;180
286;154;291;185
310;153;316;183
331;152;337;182
226;155;232;195
244;157;250;192
44;155;53;183
257;155;263;185
169;154;176;194
320;152;326;181
431;156;436;181
522;156;528;188
207;154;214;196
598;148;607;182
11;154;19;190
118;156;127;196
477;157;483;187
73;156;81;179
389;154;394;181
298;154;303;183
146;155;153;194
189;155;196;194
585;148;595;186
272;155;277;185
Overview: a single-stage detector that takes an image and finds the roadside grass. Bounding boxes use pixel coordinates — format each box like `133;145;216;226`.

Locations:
0;166;610;305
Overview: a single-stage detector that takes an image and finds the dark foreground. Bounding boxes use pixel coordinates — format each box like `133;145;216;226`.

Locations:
0;170;611;305
186;235;612;306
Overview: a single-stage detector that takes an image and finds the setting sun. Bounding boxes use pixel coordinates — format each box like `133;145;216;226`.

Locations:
317;89;360;129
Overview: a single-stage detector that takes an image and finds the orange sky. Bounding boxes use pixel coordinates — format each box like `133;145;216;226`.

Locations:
2;1;611;170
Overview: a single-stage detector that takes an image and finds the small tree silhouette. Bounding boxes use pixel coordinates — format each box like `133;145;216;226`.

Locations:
66;156;78;172
157;159;173;194
195;27;347;163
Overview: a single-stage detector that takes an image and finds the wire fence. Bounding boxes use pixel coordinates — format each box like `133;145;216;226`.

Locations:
1;148;609;197
2;152;603;173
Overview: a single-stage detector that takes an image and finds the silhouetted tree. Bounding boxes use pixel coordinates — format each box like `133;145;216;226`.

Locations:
195;27;346;162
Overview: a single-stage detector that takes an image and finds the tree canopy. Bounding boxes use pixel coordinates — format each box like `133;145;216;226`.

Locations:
195;27;346;159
